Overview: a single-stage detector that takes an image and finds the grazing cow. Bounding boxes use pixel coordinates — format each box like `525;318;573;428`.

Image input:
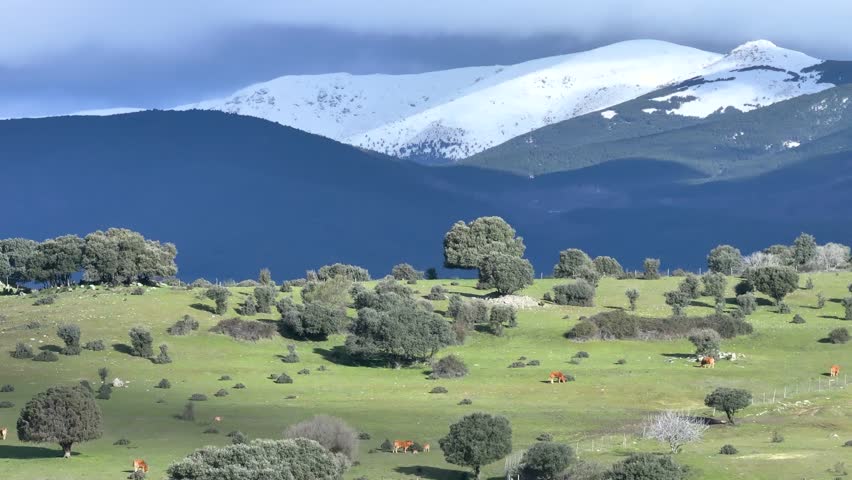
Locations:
549;371;567;383
1;427;7;440
701;357;715;368
214;416;222;422
133;459;149;473
830;365;840;377
422;443;430;453
392;440;414;453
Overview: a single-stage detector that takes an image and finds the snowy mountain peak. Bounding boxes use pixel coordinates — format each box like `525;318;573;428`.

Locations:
723;39;820;71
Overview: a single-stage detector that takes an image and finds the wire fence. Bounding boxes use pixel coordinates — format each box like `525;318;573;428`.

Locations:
750;373;848;406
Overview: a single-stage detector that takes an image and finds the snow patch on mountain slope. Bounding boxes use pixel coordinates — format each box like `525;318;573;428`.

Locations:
600;110;618;119
651;40;832;118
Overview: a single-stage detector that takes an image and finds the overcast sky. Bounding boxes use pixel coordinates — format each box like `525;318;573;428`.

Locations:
2;0;850;118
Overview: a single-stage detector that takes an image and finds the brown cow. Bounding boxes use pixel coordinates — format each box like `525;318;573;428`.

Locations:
830;365;840;377
392;440;414;453
549;371;567;383
133;459;149;473
701;357;715;368
0;427;7;440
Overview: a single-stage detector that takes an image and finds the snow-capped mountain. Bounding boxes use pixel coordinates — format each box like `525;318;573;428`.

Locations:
61;40;834;164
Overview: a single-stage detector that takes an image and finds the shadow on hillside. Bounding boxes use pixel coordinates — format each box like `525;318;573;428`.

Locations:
38;344;63;353
313;346;397;368
690;300;714;308
112;343;134;355
818;315;845;320
829;298;843;304
456;291;497;300
756;298;775;306
0;445;77;459
190;303;216;314
603;305;625;310
395;465;464;479
661;353;693;359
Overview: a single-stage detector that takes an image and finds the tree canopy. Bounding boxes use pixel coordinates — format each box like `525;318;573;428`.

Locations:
16;385;103;457
478;253;534;295
439;412;512;480
443;217;525;270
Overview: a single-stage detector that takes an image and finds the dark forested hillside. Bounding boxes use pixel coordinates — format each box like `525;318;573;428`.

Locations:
2;110;851;280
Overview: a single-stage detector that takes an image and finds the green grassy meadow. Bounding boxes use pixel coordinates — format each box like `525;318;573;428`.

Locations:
0;274;850;479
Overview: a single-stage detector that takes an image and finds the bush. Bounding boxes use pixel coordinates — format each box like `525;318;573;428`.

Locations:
508;361;526;368
625;289;640;311
203;427;220;434
156;378;171;389
131;286;145;295
791;314;806;324
128;327;154;357
576;310;752;341
455;299;490;326
574;351;590;359
0;384;14;393
281;344;300;363
426;285;447;300
96;383;112;400
83;339;105;351
527;359;540;366
275;374;293;384
239;296;258;315
178;402;195;421
214;389;229;397
283;414;359;461
664;290;691;317
205;286;232;315
704;387;751;424
219;375;231;381
521;441;575;480
747;266;799;308
844;440;852;447
430;354;468;379
828;327;850;344
643;258;661;279
552;280;595;307
593;256;624;277
233;383;246;389
678;275;701;299
57;324;82;355
279;299;348;340
33;295;57;306
0;400;14;408
459;398;473;405
317;263;371;282
153;344;172;364
230;431;249;444
707;245;743;274
536;433;554;442
430;386;448;394
719;444;738;455
567;320;599;340
736;293;757;315
33;351;59;362
25;319;41;329
608;453;688;480
210;318;276;342
734;279;754;295
843;297;852;320
616;358;627;365
11;342;34;359
553;248;593;278
778;302;791;314
770;431;784;443
298;368;310;375
391;263;423;281
189;393;207;401
688;329;721;358
254;285;277;313
114;438;131;446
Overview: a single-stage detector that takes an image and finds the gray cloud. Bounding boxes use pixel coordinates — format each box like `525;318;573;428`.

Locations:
1;0;850;117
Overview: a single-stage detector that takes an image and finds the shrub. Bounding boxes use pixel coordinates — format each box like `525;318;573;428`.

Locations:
214;389;228;397
98;367;109;383
643;410;708;454
128;327;154;357
678;275;701;299
33;295;57;306
317;263;371;282
178;402;195;421
233;383;246;389
736;293;757;315
281;344;300;363
425;267;438;280
804;277;814;290
153;344;172;364
616;358;627;365
25;319;42;330
156;378;171;389
577;265;601;287
203;427;220;434
608;453;688;480
56;324;82;355
791;314;806;324
205;286;232;315
254;285;277;313
828;327;850;344
430;386;448;394
239;295;258;316
770;431;784;443
527;359;540;366
719;444;738;455
778;302;791;314
83;339;105;351
707;245;743;274
391;263;423;281
688;329;721;358
0;401;14;408
189;393;207;401
96;383;112;400
747;266;799;308
704;387;751;424
79;380;94;393
0;384;14;393
131;286;145;295
279;299;348;340
114;438;131;446
430;354;468;379
33;351;59;362
11;342;34;359
643;258;661;280
574;351;590;359
230;431;248;444
455;299;490;326
426;285;447;300
459;398;473;405
508;361;526;368
593;256;624;277
843;297;852;320
844;440;852;447
664;290;691;317
734;279;754;295
553;248;593;278
283;414;359;461
358;432;371;440
275;374;293;384
536;433;554;442
297;368;310;375
521;441;575;480
625;288;640;311
190;278;213;289
567;320;599;340
219;375;231;381
552;280;595;307
210;318;276;341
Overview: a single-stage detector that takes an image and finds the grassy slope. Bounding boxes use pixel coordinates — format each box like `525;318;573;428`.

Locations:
0;275;850;480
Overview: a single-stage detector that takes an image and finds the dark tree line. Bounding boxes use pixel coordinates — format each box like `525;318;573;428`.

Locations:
0;228;176;287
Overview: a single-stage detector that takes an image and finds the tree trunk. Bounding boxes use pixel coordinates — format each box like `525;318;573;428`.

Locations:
726;411;735;425
473;465;481;480
60;442;72;458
